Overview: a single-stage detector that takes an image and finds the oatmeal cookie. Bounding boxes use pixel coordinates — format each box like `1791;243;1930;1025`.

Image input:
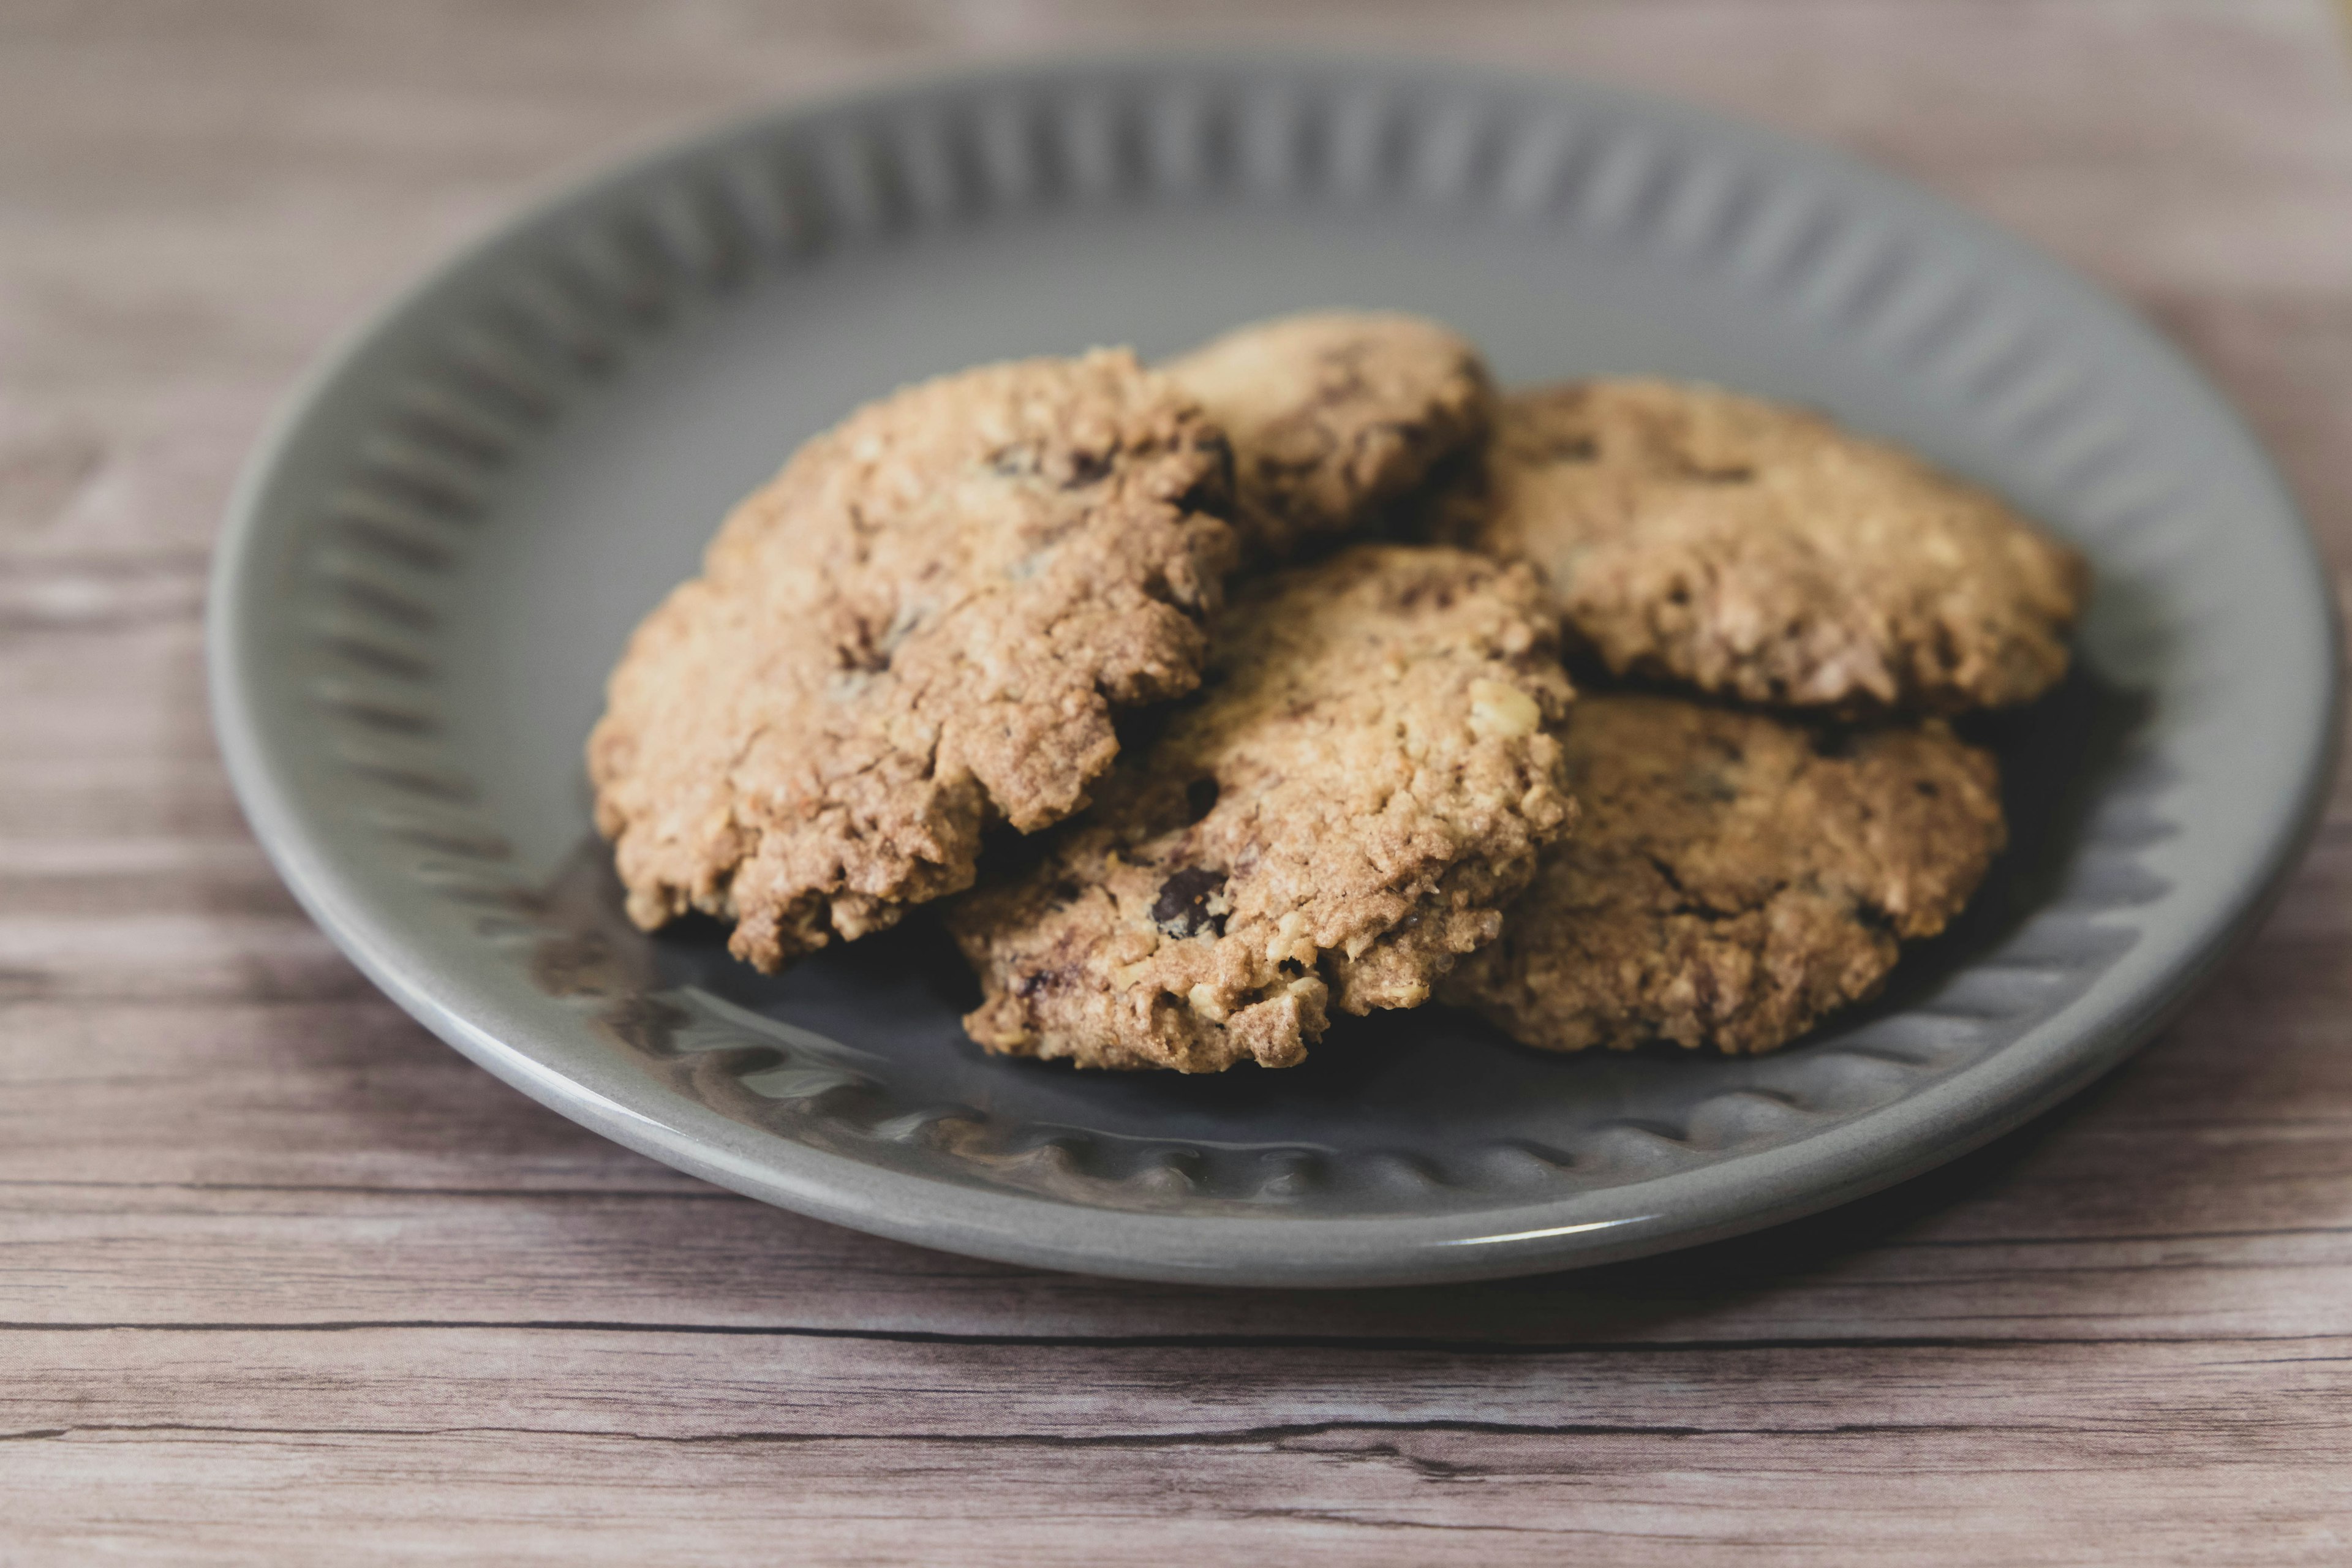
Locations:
948;544;1577;1072
1166;311;1493;560
1439;692;2005;1055
587;349;1237;972
1435;379;2089;711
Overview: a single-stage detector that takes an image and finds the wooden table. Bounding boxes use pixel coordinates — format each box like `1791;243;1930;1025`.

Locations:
6;2;2350;1560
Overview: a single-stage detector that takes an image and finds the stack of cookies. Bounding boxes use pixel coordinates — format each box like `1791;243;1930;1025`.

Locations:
589;311;2088;1072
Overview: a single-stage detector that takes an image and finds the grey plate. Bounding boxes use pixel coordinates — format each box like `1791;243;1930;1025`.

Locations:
208;55;2339;1287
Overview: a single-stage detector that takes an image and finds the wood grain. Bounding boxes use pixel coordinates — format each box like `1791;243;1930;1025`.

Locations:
4;2;2351;1562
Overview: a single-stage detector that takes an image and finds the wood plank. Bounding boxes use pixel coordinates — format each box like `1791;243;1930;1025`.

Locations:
4;1178;2349;1343
4;848;2347;1199
3;937;2350;1343
4;1333;2348;1566
24;1324;2333;1438
10;1434;2342;1567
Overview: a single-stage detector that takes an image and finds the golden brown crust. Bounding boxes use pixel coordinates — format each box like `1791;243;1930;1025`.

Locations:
587;350;1238;972
1439;692;2005;1055
1436;380;2090;712
946;545;1578;1073
1166;311;1493;560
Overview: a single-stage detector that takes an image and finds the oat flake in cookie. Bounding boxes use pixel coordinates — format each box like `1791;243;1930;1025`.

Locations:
1439;692;2005;1055
587;350;1237;973
1439;380;2089;712
1166;311;1493;561
948;544;1577;1073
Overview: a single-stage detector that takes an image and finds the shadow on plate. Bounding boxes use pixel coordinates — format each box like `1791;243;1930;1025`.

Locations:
520;657;2158;1223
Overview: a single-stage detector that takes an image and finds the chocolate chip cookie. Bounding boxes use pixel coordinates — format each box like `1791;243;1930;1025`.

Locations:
1435;379;2089;712
948;544;1577;1072
1166;311;1493;560
587;349;1237;972
1439;692;2005;1055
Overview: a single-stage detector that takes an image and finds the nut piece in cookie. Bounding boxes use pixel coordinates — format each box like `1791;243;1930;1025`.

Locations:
947;544;1578;1073
1165;311;1494;561
1436;380;2089;712
587;350;1237;972
1439;692;2005;1055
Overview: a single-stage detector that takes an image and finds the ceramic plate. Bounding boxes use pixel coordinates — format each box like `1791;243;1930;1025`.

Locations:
208;56;2339;1286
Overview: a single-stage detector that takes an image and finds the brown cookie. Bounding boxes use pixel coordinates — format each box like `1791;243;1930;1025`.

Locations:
587;349;1238;972
1439;692;2005;1055
1435;379;2089;712
946;544;1577;1072
1165;311;1493;560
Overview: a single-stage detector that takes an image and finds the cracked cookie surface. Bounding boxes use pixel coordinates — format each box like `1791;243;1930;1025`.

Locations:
587;349;1237;972
1434;379;2089;712
1439;692;2005;1055
947;544;1577;1072
1166;311;1493;561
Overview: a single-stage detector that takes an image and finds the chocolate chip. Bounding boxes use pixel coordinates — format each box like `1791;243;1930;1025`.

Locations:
1812;726;1859;761
1057;448;1114;488
1150;866;1228;938
835;628;891;674
1174;429;1238;516
1183;776;1219;823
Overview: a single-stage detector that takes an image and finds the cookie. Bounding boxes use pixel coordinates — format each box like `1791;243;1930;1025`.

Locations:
587;349;1238;972
1165;311;1493;560
1435;379;2089;712
1439;692;2005;1055
946;544;1577;1072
